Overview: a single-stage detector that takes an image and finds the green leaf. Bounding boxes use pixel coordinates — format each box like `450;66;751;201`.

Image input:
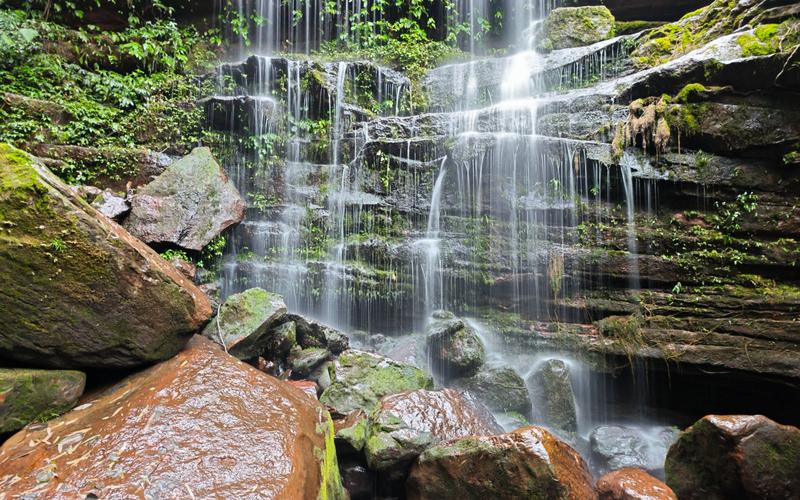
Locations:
19;28;38;43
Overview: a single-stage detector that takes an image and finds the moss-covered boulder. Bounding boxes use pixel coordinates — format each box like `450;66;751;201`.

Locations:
537;6;615;51
0;143;212;369
124;147;245;251
0;337;345;499
451;366;532;418
320;350;434;414
0;368;85;433
425;311;486;379
665;415;800;500
201;287;287;359
528;358;578;434
406;426;595;499
365;388;501;475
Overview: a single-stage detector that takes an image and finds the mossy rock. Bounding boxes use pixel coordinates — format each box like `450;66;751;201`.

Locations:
425;311;486;379
0;143;212;369
201;287;287;359
319;350;434;414
0;368;86;433
537;6;615;51
451;366;532;418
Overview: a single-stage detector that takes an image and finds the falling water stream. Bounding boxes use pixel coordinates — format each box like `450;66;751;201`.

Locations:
213;0;679;476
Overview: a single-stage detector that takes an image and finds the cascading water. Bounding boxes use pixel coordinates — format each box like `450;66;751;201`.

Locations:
213;0;677;476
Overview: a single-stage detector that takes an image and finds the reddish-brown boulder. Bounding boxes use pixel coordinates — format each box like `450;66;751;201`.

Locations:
0;337;345;499
366;388;502;472
406;425;596;500
597;468;677;500
665;415;800;500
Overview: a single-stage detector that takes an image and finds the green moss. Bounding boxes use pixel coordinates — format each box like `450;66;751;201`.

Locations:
0;143;45;195
316;415;346;500
675;83;707;103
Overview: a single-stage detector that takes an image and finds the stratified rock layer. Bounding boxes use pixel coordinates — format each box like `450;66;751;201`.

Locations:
0;337;345;499
0;144;212;369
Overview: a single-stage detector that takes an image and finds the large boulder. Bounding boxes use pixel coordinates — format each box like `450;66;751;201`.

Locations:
425;311;486;378
665;415;800;500
406;425;596;499
0;369;85;433
124;147;245;251
0;337;346;499
0;144;212;369
451;366;532;418
288;313;350;354
591;425;679;474
528;358;578;434
537;6;615;51
201;287;287;359
365;388;502;473
320;350;434;414
596;468;677;500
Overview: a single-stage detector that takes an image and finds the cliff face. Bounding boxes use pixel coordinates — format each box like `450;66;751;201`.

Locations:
204;1;800;424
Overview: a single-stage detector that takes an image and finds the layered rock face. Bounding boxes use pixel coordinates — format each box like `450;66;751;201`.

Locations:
0;144;212;368
0;337;345;499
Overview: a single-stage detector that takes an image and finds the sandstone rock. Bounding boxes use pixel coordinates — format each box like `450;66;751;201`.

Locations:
365;388;502;473
425;311;486;378
451;366;532;418
528;358;578;434
75;185;129;220
0;369;85;433
124;147;245;251
0;143;212;369
267;320;298;360
201;287;287;359
665;415;800;500
288;380;319;399
537;7;615;51
320;350;434;414
169;256;197;281
406;425;596;499
0;337;345;499
597;468;677;500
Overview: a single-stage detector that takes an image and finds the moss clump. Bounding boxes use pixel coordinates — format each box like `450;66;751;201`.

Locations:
0;143;44;195
675;83;707;103
537;6;615;51
316;415;347;500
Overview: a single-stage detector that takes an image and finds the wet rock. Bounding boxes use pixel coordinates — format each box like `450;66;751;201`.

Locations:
341;462;371;500
537;7;615;51
425;311;486;378
590;425;679;474
201;287;287;359
289;347;331;378
365;388;502;474
0;369;85;433
124;147;246;251
289;313;350;354
288;380;319;399
528;358;578;434
665;415;800;500
406;425;596;499
380;334;424;367
266;320;298;360
597;468;677;500
320;350;434;414
0;144;212;369
451;366;532;418
0;337;345;499
335;409;369;454
75;185;129;220
169;256;197;281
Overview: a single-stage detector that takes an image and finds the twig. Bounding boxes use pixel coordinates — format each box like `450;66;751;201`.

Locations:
215;303;227;353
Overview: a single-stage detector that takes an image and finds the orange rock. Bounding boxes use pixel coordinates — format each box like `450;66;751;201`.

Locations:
407;425;596;500
289;380;319;399
0;337;344;499
597;468;677;500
